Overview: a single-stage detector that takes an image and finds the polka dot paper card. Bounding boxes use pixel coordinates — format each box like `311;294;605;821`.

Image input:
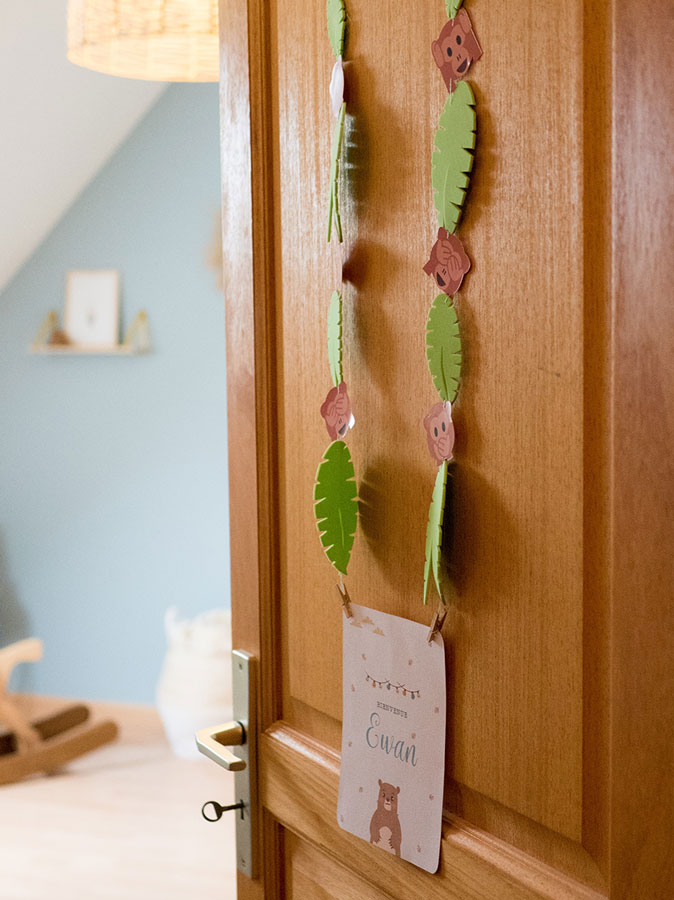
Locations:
337;603;446;873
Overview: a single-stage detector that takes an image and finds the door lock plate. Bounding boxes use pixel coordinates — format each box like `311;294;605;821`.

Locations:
231;649;256;878
196;650;257;879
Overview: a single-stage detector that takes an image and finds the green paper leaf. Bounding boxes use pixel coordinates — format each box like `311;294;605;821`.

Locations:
445;0;464;17
314;440;358;575
327;101;346;242
328;290;343;387
327;0;347;57
426;294;462;403
423;460;448;604
432;80;476;234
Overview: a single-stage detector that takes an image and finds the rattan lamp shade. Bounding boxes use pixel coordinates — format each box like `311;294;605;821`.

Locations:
67;1;219;82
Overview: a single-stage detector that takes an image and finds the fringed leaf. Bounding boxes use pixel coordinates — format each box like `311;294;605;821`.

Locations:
445;0;464;18
327;0;347;58
423;461;448;603
327;101;346;242
314;440;358;575
328;291;343;386
426;294;462;403
432;80;476;234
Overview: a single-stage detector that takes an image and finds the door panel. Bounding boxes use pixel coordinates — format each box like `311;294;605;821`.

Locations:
218;0;674;896
261;724;605;899
285;831;392;900
272;0;597;881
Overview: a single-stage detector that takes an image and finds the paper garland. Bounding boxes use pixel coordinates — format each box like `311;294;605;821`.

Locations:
422;4;482;606
315;1;358;580
314;0;483;602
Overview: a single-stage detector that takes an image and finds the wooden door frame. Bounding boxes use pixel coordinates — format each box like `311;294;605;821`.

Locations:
218;0;281;895
218;0;674;897
610;1;674;897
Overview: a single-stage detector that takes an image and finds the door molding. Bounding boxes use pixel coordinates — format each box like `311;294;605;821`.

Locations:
261;723;606;900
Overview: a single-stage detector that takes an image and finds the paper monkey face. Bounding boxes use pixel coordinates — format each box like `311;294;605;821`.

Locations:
424;401;455;464
423;228;471;295
321;382;353;440
431;9;483;93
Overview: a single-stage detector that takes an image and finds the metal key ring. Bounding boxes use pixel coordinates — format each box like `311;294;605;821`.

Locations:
201;800;223;822
201;799;246;822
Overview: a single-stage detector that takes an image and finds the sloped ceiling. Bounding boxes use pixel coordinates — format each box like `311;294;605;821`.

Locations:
0;2;167;293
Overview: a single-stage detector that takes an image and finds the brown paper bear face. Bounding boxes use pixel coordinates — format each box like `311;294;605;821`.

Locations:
423;228;471;295
321;382;353;440
431;9;483;93
377;779;400;813
424;401;455;464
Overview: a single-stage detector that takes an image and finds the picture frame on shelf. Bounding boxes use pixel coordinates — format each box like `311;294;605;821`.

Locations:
64;270;120;348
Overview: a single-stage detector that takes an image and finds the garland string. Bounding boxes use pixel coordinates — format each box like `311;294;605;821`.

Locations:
313;0;358;610
423;2;483;634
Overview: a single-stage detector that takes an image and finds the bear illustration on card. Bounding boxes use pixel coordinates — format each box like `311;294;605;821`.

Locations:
369;780;402;857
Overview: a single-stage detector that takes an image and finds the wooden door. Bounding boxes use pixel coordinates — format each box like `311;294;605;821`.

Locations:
218;0;674;897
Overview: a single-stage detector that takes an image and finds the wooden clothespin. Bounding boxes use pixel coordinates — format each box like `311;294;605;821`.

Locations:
427;601;448;643
337;581;353;618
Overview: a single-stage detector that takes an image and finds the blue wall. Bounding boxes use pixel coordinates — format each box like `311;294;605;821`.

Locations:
0;84;230;703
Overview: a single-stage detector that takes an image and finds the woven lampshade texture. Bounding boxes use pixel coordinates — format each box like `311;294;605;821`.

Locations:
67;1;219;82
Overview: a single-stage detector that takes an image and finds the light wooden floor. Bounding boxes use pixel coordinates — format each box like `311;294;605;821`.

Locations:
0;696;237;899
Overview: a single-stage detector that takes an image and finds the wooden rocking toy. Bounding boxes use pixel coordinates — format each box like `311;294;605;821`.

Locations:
0;638;118;785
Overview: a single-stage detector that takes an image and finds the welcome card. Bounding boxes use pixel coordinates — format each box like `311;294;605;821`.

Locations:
337;603;446;873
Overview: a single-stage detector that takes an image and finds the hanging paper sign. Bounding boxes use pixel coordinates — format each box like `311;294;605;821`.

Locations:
337;603;446;873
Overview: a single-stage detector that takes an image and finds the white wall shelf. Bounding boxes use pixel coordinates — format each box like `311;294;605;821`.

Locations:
30;310;151;356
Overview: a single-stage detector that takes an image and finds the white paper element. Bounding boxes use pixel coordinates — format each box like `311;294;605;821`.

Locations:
337;603;446;873
330;57;345;118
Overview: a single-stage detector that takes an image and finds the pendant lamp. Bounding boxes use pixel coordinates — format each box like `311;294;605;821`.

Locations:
67;1;219;82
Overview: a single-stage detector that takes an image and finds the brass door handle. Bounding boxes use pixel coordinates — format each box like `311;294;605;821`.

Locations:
195;721;246;772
